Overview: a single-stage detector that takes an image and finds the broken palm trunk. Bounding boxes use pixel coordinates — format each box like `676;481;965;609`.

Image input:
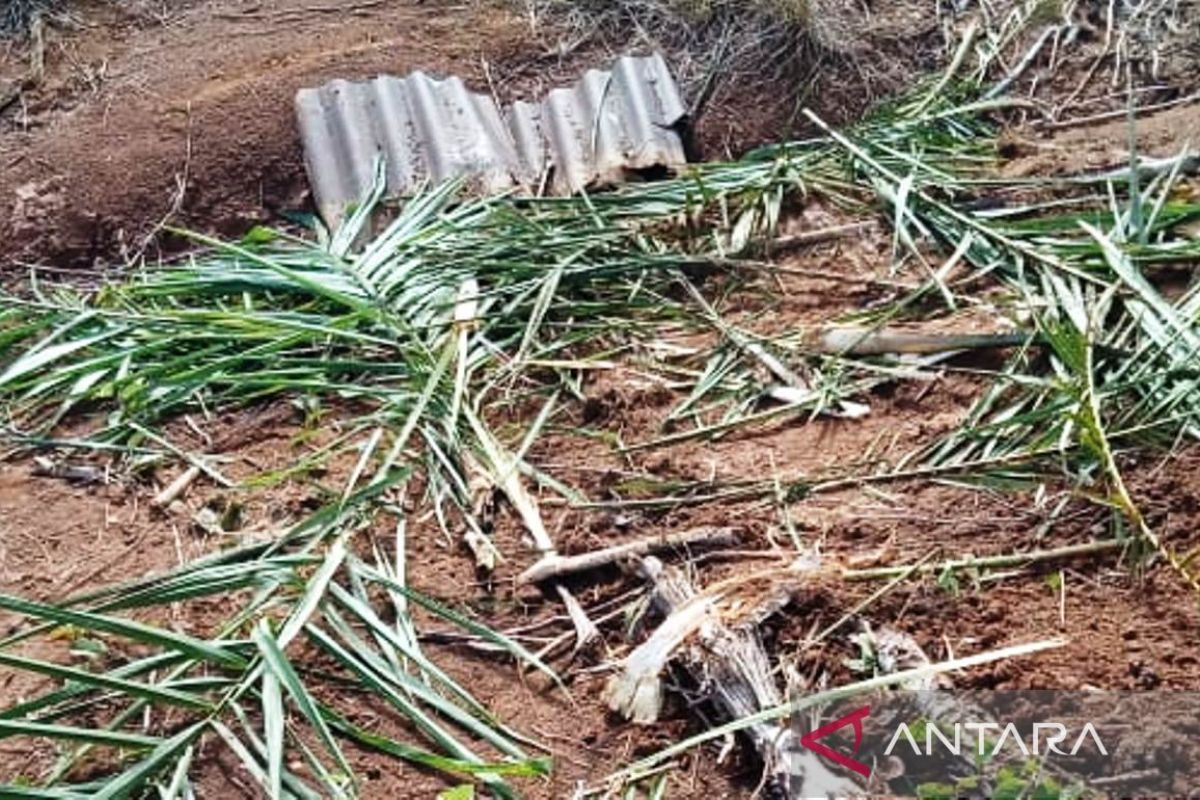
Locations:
601;557;1000;797
604;555;860;797
605;557;1070;797
295;53;688;230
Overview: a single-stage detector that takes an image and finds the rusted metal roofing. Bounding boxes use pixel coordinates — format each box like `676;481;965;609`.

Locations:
295;53;687;229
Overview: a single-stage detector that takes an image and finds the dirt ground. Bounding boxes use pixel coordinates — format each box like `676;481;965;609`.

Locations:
0;0;609;269
2;1;1200;798
5;244;1200;797
0;0;958;272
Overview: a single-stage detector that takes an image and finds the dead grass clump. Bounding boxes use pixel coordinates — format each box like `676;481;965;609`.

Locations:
522;0;951;150
668;0;813;25
1;0;58;38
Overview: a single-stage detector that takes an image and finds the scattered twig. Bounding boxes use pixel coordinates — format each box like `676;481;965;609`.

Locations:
983;24;1062;101
27;12;44;85
1038;90;1200;131
128;423;233;488
462;451;502;570
31;456;106;485
128;101;193;264
808;549;938;645
151;465;202;509
213;0;386;21
913;19;979;116
518;526;740;585
763;220;876;253
554;583;600;652
841;539;1126;580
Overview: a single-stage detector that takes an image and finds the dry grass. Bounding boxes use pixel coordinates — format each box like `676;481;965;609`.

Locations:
1;0;58;38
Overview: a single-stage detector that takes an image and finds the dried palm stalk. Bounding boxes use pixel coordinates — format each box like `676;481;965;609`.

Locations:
604;555;860;797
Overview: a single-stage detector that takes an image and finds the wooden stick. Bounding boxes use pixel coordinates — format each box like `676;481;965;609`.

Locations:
130;423;233;488
765;220;875;252
1040;90;1200;131
31;457;106;485
983;24;1062;100
841;539;1125;580
555;583;599;652
517;526;739;585
809;326;1029;356
152;465;202;508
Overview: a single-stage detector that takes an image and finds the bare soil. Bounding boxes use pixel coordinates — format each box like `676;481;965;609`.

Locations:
2;1;1200;798
0;0;601;269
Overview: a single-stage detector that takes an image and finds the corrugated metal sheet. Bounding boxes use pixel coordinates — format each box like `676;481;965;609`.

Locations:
295;53;687;228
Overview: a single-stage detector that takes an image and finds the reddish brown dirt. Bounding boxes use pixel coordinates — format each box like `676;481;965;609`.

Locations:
2;2;1200;798
0;0;961;272
0;0;605;270
1003;101;1200;178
